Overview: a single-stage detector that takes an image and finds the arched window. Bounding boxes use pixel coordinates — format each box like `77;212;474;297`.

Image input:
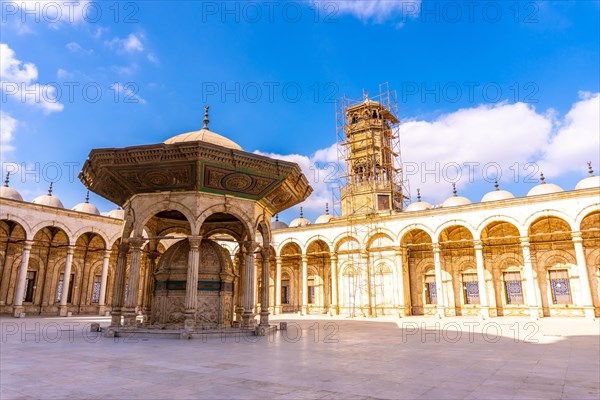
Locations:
503;270;523;305
281;273;290;304
462;271;479;304
549;269;572;304
424;270;437;305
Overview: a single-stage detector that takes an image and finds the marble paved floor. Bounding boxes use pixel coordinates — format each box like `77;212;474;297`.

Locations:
0;314;598;399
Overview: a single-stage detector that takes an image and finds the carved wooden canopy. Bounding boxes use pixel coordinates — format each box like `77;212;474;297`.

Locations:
79;140;313;214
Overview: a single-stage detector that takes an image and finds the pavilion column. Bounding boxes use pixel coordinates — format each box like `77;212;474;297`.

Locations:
12;241;33;317
474;240;490;319
234;248;245;325
433;244;445;318
260;247;270;326
109;242;130;326
361;250;373;317
394;247;405;317
241;241;256;329
123;238;145;327
275;256;282;315
142;250;159;323
184;236;202;331
572;232;595;320
98;249;111;315
520;238;539;319
330;253;339;315
301;255;308;315
58;245;75;317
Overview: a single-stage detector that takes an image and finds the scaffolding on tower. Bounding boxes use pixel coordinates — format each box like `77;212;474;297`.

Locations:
330;83;410;318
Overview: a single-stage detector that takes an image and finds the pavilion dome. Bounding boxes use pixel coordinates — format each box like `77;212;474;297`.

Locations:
272;215;289;230
289;207;311;228
527;174;563;197
0;174;23;201
406;201;433;212
575;163;600;190
71;192;100;215
441;184;471;208
405;190;432;211
32;183;64;208
164;106;242;151
314;204;333;224
481;182;515;202
106;208;125;219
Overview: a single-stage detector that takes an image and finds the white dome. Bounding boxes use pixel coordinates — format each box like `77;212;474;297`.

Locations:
315;214;333;224
32;194;64;208
272;220;289;230
442;196;471;208
289;217;311;228
0;186;23;201
527;183;563;197
405;201;433;212
106;209;125;219
164;128;242;150
72;202;100;215
481;189;515;202
575;176;600;190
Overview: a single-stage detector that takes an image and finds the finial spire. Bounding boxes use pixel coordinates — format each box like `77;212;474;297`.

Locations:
452;183;457;196
85;190;90;203
417;188;421;202
494;180;499;191
325;202;329;215
48;181;53;196
587;161;595;177
4;172;9;187
203;105;210;129
540;172;546;184
275;214;279;222
300;207;303;218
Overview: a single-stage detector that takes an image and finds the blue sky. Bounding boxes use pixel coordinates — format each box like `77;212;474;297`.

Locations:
1;0;599;223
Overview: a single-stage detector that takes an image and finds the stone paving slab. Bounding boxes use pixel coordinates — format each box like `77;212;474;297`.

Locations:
0;315;598;399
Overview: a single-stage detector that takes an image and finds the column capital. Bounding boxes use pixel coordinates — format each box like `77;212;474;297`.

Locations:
147;250;160;261
330;252;338;261
473;240;483;250
65;245;75;256
275;255;282;263
571;231;583;242
103;249;112;259
128;237;146;250
118;241;131;253
22;241;34;251
188;235;203;249
243;240;257;253
259;247;270;259
394;246;404;256
432;243;441;253
301;254;308;263
519;237;530;247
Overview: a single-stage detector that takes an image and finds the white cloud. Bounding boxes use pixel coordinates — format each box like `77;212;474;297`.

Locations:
105;34;144;53
66;41;93;55
110;64;139;76
56;68;73;79
0;111;18;155
254;143;338;213
147;53;159;65
331;0;422;23
109;83;147;105
539;92;600;177
0;43;64;114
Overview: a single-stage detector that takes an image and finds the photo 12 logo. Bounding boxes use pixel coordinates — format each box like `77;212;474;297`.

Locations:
1;1;140;24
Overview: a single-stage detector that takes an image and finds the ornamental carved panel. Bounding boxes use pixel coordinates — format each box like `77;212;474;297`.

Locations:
116;163;196;191
202;163;280;199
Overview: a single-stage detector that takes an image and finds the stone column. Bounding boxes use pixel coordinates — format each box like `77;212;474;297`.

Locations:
235;247;246;326
301;255;308;315
474;240;490;319
58;245;75;317
362;250;373;317
394;247;405;317
260;247;270;326
275;256;282;315
433;244;445;318
241;241;256;328
123;238;145;326
184;236;202;331
110;242;131;327
12;241;33;317
98;249;111;315
520;238;539;319
572;232;595;319
330;253;339;315
142;250;159;324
